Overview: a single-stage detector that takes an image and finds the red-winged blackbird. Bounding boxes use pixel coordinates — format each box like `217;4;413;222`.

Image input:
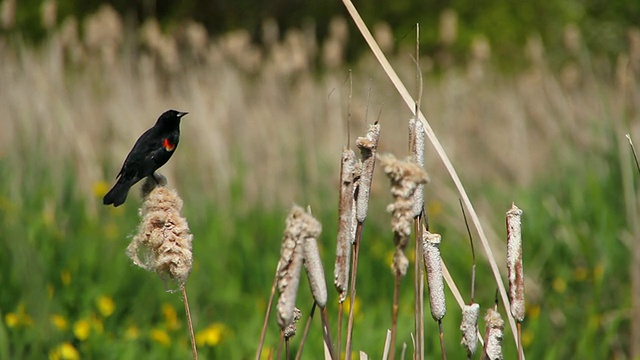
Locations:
103;109;188;207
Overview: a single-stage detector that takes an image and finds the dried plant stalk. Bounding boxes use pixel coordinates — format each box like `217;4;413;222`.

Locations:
423;232;446;321
335;148;358;302
355;122;380;223
127;175;193;288
506;203;524;322
483;308;505;360
409;118;425;218
276;205;322;328
379;153;429;276
460;303;480;355
303;229;328;308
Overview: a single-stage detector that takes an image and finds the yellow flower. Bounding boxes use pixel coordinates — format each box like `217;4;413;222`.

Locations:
125;325;139;340
60;270;71;286
150;328;171;346
50;314;68;330
521;329;534;348
49;342;80;360
552;277;566;294
5;313;19;328
92;180;110;198
526;304;540;320
73;319;91;341
97;296;115;318
573;266;588;281
259;346;274;359
162;303;179;330
196;323;226;347
426;201;442;217
344;296;361;319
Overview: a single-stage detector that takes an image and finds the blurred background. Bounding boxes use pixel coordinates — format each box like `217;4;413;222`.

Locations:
0;0;639;358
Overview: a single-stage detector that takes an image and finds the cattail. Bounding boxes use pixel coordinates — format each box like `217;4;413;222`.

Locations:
423;231;445;321
379;153;428;276
460;303;480;355
409;118;425;218
334;148;358;302
276;205;321;328
355;123;381;223
283;307;303;340
483;308;504;360
302;215;327;308
506;203;524;322
127;175;193;288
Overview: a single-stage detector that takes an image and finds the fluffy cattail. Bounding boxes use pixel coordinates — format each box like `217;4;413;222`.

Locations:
483;308;504;360
379;153;428;276
302;215;327;308
355;123;381;223
460;303;480;355
423;232;445;321
127;175;193;288
409;118;425;218
283;307;303;340
334;148;358;302
506;203;524;322
276;205;321;328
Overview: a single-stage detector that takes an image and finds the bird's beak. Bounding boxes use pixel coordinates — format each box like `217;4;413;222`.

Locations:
177;111;189;118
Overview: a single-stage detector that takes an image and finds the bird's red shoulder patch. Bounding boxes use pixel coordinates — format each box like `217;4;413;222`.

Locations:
163;138;176;151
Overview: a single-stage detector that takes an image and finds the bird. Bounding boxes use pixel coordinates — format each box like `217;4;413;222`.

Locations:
103;109;188;207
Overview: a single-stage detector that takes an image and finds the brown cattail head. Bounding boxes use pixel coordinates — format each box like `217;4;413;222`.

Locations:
423;231;446;321
276;205;322;328
379;153;429;276
506;203;525;322
460;303;480;355
283;307;303;340
334;148;358;302
355;123;381;223
483;308;505;360
127;176;193;289
409;118;426;218
302;213;327;308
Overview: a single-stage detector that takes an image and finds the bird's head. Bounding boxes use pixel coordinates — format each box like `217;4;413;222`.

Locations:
156;109;188;128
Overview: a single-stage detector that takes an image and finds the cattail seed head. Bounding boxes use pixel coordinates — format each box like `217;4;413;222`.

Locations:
303;225;327;308
506;203;524;322
355;123;380;223
483;308;504;360
423;232;446;321
283;307;303;340
409;118;425;218
335;148;358;302
380;153;429;276
127;176;193;288
277;205;321;328
460;303;480;355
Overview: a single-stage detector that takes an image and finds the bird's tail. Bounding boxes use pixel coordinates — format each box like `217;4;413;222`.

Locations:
103;179;132;207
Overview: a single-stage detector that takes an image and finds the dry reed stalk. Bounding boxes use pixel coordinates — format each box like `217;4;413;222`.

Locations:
126;174;196;359
256;271;278;360
345;123;380;360
379;153;428;360
284;307;303;358
482;308;504;360
506;203;524;360
339;2;523;353
295;303;316;360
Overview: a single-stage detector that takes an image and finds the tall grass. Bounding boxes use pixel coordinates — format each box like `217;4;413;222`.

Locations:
0;6;638;359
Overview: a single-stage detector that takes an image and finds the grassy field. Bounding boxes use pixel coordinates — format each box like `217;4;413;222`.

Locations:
1;11;639;359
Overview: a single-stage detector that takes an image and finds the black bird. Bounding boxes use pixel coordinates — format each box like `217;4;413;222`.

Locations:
103;109;187;207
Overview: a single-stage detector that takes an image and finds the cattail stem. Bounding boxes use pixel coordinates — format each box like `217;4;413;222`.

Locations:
345;221;363;360
181;285;198;360
337;302;343;358
413;217;425;360
389;273;401;360
256;270;279;360
295;303;317;360
438;320;447;360
321;307;336;360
